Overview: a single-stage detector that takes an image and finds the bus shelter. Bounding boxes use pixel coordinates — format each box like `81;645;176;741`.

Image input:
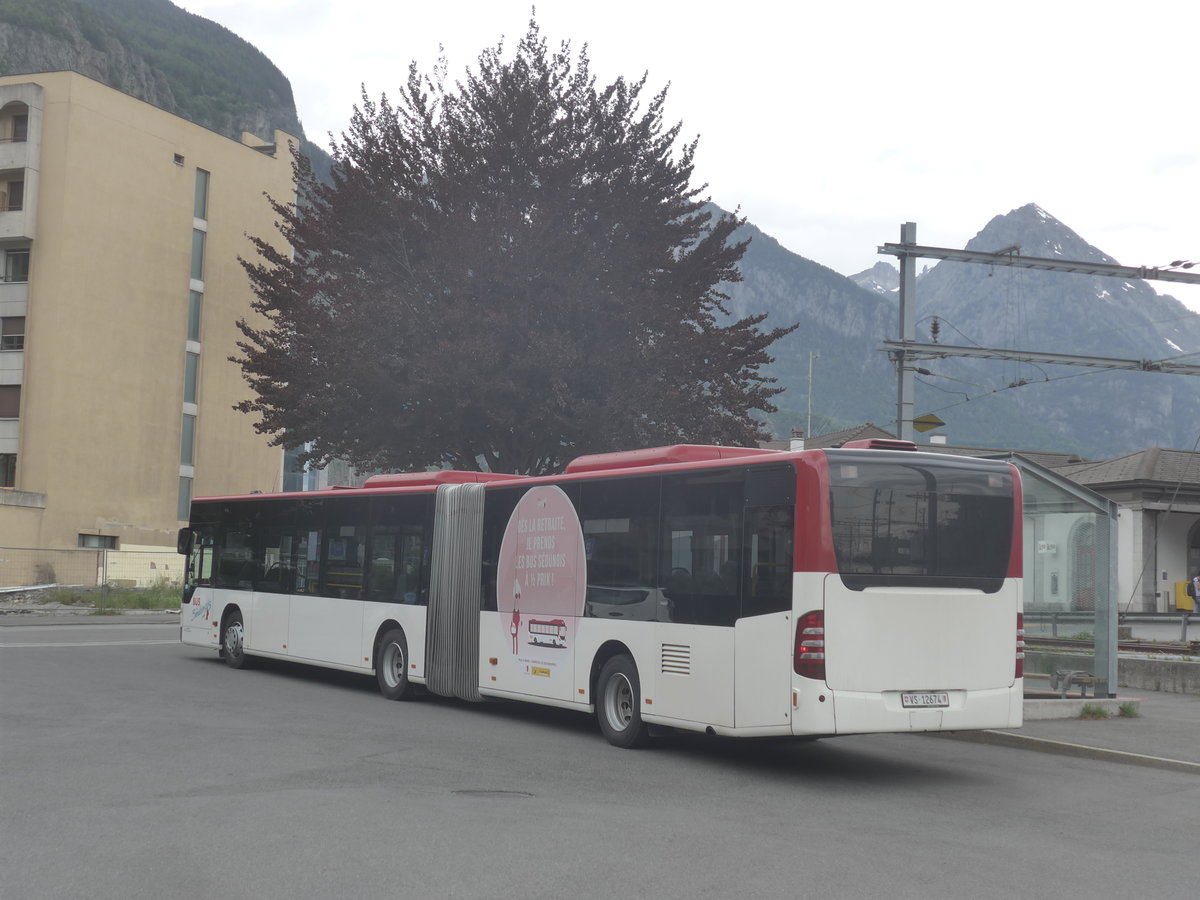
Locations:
1008;455;1119;696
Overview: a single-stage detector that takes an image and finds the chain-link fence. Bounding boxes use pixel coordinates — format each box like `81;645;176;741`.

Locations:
0;547;184;610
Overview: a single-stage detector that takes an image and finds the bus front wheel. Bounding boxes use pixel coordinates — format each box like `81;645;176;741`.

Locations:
596;655;650;748
221;611;248;669
376;628;415;701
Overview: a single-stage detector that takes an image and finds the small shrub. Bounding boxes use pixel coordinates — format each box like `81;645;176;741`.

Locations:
1069;631;1095;642
1079;703;1110;719
1118;702;1140;718
47;588;90;606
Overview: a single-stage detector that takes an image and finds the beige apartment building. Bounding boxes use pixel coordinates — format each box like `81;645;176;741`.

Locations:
0;71;296;556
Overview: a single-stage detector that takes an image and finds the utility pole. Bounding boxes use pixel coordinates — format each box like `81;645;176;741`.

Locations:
806;350;819;440
880;228;1200;439
894;223;918;440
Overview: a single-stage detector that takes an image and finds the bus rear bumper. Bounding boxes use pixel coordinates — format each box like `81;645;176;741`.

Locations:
795;685;1023;736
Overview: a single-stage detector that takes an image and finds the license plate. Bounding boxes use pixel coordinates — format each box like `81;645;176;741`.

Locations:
901;691;949;708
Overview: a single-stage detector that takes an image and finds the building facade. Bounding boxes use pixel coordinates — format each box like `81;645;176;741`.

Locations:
0;71;295;556
1055;449;1200;614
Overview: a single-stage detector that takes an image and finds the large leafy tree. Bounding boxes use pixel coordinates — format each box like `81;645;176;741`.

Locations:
236;19;795;475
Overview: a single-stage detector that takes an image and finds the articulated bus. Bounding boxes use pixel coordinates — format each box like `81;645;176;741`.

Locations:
177;440;1024;747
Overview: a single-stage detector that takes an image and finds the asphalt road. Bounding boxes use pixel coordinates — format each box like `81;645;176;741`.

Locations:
2;622;1196;900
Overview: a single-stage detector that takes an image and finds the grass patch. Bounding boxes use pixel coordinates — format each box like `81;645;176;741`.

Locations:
45;580;182;612
1079;703;1110;719
1118;702;1140;718
1069;632;1095;642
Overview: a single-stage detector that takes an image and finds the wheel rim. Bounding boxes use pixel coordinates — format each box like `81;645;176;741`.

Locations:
381;640;405;688
224;620;243;659
603;672;634;732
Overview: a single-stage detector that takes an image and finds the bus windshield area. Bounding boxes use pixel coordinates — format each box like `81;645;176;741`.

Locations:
827;454;1014;591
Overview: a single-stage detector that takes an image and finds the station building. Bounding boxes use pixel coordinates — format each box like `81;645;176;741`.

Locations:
0;71;296;562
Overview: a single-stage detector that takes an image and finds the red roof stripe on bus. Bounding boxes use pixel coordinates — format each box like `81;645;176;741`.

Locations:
563;444;779;474
362;470;528;488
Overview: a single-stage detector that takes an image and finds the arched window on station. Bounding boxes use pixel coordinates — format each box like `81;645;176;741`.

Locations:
1069;519;1096;611
1185;518;1200;582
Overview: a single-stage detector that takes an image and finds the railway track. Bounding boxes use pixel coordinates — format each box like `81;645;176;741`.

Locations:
1026;636;1199;656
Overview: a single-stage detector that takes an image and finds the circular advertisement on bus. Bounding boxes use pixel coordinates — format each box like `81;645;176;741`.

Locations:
495;485;586;656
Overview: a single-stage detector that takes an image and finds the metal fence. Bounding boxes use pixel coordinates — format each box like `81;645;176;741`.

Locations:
0;547;184;590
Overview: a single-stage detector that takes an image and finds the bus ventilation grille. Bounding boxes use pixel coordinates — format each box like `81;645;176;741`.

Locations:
661;643;691;676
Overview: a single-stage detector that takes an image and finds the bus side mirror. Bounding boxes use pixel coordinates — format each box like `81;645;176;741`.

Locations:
177;528;194;556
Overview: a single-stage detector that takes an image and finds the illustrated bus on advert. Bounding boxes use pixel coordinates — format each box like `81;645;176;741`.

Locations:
527;618;568;648
177;441;1024;748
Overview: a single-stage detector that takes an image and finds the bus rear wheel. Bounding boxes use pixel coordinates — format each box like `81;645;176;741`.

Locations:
596;654;650;748
376;628;415;701
221;611;248;669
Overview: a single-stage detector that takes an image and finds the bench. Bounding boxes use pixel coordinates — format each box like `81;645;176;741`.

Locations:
1025;670;1103;698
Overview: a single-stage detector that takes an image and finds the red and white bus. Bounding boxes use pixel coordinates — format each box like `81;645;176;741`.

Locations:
178;440;1024;747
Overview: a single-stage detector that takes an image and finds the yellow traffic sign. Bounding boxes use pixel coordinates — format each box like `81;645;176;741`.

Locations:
912;414;945;433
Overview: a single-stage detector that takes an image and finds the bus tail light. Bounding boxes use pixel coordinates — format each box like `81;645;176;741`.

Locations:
1015;613;1025;679
794;610;826;680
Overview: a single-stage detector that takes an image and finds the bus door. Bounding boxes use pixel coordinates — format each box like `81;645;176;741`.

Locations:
180;526;216;646
289;522;367;668
733;488;796;729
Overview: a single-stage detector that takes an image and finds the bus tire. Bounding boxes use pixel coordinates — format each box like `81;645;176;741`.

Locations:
221;611;248;669
376;628;415;701
596;654;650;748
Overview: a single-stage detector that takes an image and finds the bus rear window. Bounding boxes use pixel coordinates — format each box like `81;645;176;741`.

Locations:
827;454;1014;592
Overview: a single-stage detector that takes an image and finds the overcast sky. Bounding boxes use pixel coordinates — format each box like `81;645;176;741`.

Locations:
177;0;1200;309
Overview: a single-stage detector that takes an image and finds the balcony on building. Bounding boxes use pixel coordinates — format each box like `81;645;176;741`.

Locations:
0;103;29;171
0;170;29;241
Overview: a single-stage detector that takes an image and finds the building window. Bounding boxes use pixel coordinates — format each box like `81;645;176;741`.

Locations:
2;180;22;211
12;115;28;143
180;413;196;465
187;290;203;341
79;534;118;549
0;384;19;418
174;153;185;166
1;316;23;351
194;169;209;220
4;249;29;282
0;453;14;487
178;476;193;521
183;352;199;403
190;229;205;281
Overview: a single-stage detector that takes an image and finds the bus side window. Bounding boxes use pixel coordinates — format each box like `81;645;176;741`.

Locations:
480;486;527;612
218;525;255;590
368;495;433;605
579;476;661;621
661;469;743;627
742;464;797;617
323;527;366;599
743;505;794;616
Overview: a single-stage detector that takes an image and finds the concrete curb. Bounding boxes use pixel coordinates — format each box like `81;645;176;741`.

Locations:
0;610;179;626
934;729;1200;775
1023;696;1136;720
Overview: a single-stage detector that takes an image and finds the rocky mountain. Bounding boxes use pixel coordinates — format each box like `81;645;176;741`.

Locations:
849;261;900;296
719;220;897;438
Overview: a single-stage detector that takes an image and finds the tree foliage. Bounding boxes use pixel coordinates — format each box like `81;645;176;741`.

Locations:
236;19;795;475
